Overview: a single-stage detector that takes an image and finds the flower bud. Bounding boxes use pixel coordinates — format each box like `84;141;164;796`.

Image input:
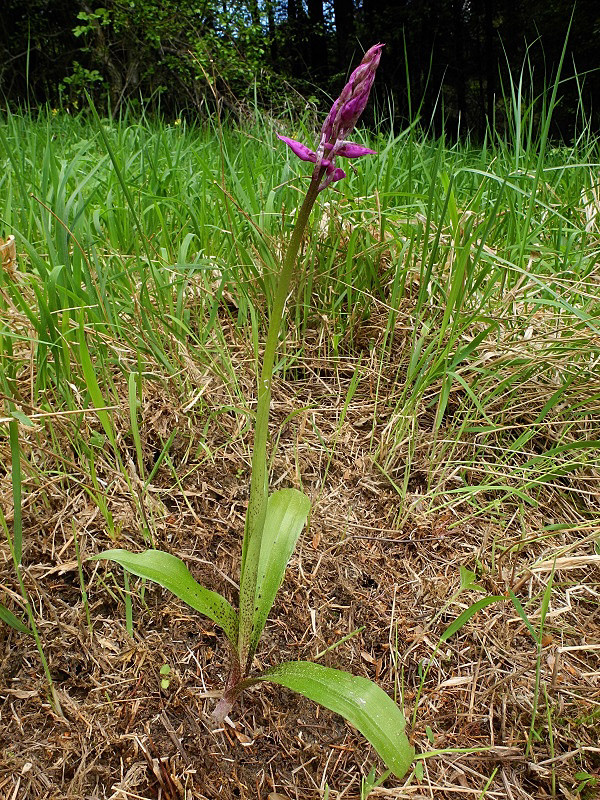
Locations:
318;43;384;161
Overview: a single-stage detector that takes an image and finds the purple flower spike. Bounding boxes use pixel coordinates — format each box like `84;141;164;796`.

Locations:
318;43;384;161
277;44;384;191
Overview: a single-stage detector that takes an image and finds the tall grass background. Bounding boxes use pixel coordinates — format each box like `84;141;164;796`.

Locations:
2;90;597;524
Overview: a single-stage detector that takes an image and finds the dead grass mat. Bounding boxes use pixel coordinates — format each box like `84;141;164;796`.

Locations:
1;317;599;800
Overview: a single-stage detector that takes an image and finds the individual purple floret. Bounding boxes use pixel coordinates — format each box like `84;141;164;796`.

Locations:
278;43;384;190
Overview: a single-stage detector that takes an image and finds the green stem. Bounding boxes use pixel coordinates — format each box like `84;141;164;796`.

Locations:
238;171;323;671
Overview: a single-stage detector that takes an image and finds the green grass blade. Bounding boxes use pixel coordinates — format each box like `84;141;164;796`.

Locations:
78;322;116;448
508;590;539;645
143;431;176;490
128;371;145;480
440;596;505;642
0;603;33;635
123;570;134;637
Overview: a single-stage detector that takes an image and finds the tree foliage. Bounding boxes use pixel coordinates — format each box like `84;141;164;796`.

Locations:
1;0;598;136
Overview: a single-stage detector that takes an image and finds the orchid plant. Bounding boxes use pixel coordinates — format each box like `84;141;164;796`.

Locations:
96;45;414;779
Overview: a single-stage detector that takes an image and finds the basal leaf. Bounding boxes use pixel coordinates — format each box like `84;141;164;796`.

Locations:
94;549;239;648
0;603;32;635
249;488;310;656
250;661;414;779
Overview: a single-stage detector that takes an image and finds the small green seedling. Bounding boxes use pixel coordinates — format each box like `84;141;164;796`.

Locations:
159;663;171;690
574;771;599;797
360;765;392;799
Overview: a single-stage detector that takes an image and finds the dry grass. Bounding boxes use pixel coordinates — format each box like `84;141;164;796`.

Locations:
1;300;599;800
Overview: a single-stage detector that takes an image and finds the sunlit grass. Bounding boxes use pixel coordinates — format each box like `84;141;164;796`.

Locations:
1;99;599;537
0;93;599;791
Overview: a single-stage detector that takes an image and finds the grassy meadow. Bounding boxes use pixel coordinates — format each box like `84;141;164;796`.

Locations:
0;100;599;799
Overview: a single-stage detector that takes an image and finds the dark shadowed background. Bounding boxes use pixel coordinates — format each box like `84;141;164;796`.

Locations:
1;1;599;139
